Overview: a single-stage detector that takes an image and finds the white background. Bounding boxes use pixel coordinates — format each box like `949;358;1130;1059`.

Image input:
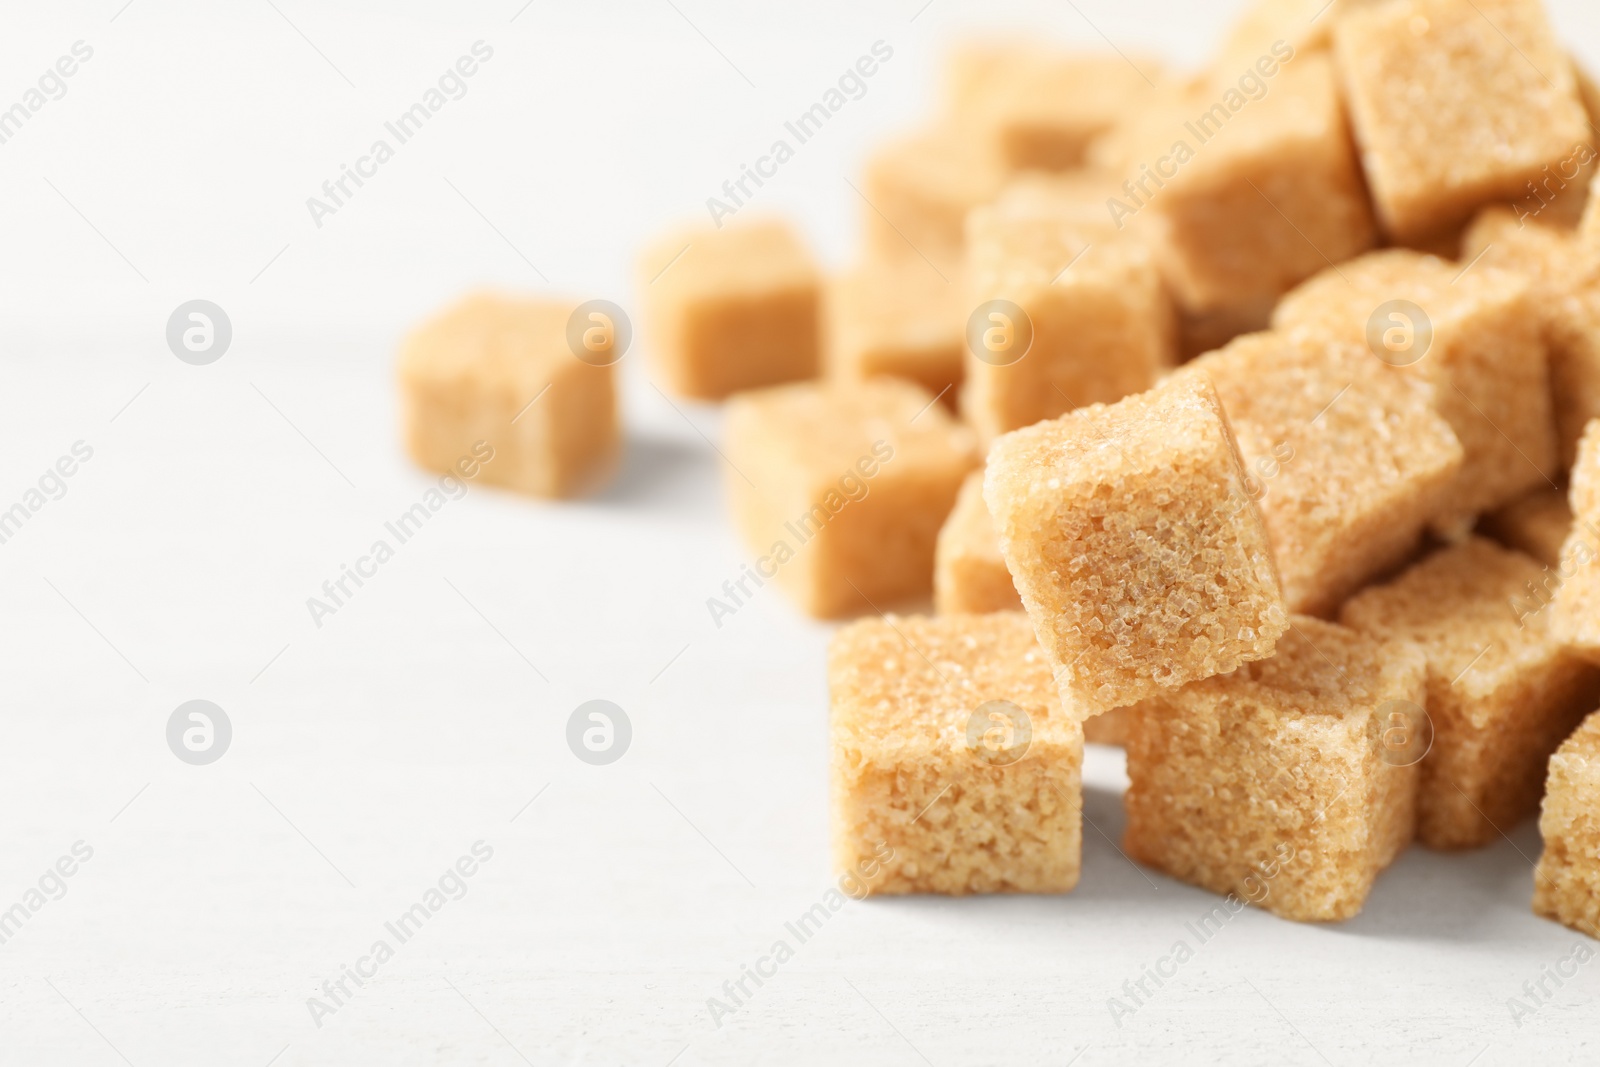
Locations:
3;1;1600;1064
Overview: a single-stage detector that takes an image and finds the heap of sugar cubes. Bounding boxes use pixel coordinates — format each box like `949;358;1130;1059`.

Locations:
395;0;1600;932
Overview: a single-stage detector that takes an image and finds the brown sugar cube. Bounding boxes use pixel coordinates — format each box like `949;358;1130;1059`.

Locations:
932;471;1128;746
1124;615;1426;922
723;379;978;619
1340;537;1600;849
636;219;819;400
1551;421;1600;661
1533;711;1600;937
825;261;963;406
1333;0;1593;244
935;470;1021;616
944;44;1165;172
1462;206;1600;470
984;376;1288;719
861;127;1006;273
962;176;1175;442
829;612;1083;895
1480;487;1573;568
398;294;619;498
1110;54;1376;316
1176;331;1462;617
1273;249;1557;532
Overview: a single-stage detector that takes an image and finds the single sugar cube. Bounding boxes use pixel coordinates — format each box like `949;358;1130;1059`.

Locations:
1114;54;1376;316
962;175;1175;442
723;379;978;618
1462;205;1600;471
825;260;963;406
1533;711;1600;938
398;293;619;498
1552;421;1600;661
935;470;1021;616
1340;537;1600;849
944;44;1165;172
1481;487;1573;568
1273;249;1557;532
1333;0;1592;243
1178;331;1462;616
860;127;1006;273
984;375;1288;719
636;218;819;400
935;470;1126;745
1124;615;1426;922
829;612;1083;895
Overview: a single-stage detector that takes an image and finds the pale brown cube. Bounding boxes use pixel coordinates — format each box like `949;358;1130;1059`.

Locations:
1481;487;1573;568
1125;616;1426;922
861;127;1006;273
984;376;1288;719
398;294;619;498
1177;331;1462;616
1113;54;1376;315
825;261;963;405
934;471;1021;616
1552;421;1600;661
1533;711;1600;938
945;44;1164;172
723;379;978;618
1341;538;1600;849
1333;0;1593;243
1462;205;1600;470
933;469;1128;746
829;613;1083;895
1274;249;1557;532
637;219;819;399
963;175;1175;442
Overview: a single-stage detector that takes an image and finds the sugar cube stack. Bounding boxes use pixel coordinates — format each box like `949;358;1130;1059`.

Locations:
397;0;1600;934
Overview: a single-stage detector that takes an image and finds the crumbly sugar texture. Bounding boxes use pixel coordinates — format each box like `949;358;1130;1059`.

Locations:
826;260;964;405
829;613;1084;894
1333;0;1593;244
962;175;1175;442
984;376;1288;719
1552;421;1600;661
723;379;979;618
1124;616;1426;922
398;294;619;498
935;471;1022;616
1480;487;1573;568
1340;537;1600;849
861;127;1006;273
1114;53;1376;316
1533;711;1600;937
1462;205;1600;471
1176;331;1462;617
636;219;820;400
933;471;1127;746
1273;249;1557;532
944;45;1166;172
